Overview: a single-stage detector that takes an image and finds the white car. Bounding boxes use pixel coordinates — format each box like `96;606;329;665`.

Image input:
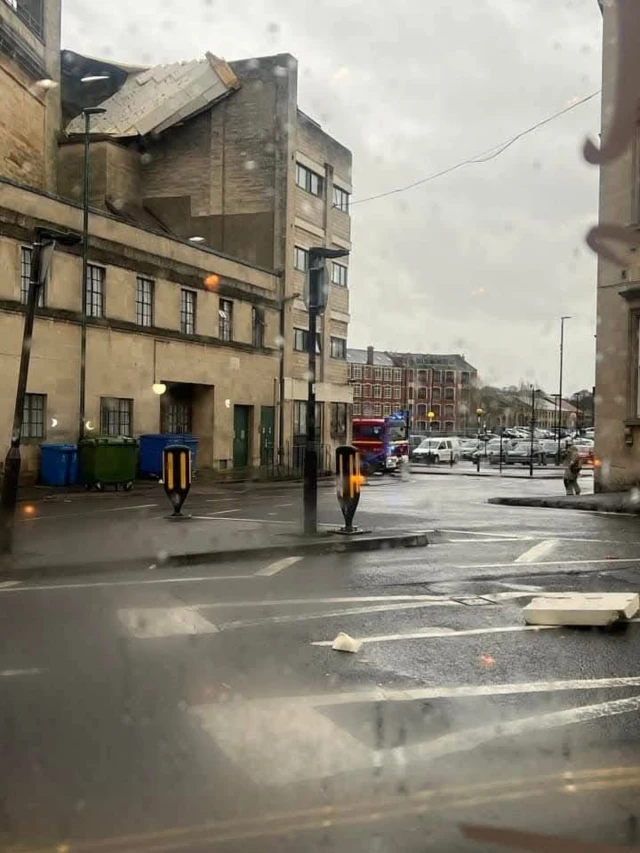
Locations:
411;437;461;464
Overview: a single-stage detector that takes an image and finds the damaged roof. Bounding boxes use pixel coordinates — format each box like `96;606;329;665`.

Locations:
65;52;240;138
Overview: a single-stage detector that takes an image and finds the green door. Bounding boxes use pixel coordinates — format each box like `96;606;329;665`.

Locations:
233;405;250;468
260;406;275;466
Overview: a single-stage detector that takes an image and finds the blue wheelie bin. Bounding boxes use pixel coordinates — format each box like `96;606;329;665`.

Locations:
139;434;199;478
40;443;79;486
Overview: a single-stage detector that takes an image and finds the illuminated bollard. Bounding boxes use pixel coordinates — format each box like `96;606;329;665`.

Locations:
163;444;192;520
334;445;365;534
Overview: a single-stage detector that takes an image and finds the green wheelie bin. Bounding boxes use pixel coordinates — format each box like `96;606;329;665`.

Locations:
79;436;138;491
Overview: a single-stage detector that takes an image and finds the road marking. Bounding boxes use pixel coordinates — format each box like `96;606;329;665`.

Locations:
192;697;372;786
0;581;20;589
445;538;533;544
205;498;240;503
254;556;303;577
0;668;42;677
462;557;640;569
191;516;296;525
515;539;559;564
20;503;158;522
312;624;557;646
117;607;218;638
437;528;530;540
274;503;293;508
388;695;640;765
193;594;452;608
495;582;544;592
215;599;469;630
206;509;242;516
0;574;257;593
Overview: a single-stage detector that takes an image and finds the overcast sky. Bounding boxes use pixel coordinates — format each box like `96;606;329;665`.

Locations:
62;0;603;395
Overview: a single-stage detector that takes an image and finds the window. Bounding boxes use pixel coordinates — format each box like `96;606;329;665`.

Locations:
219;298;233;341
407;369;414;381
433;369;442;384
417;370;427;385
393;369;402;382
374;367;382;380
180;289;196;334
417;387;427;400
461;372;470;386
331;263;348;287
364;366;372;379
445;404;455;418
296;163;324;196
362;402;372;415
294;328;321;353
417;404;427;417
353;365;362;379
383;369;391;381
383;404;391;416
374;385;382;398
294;246;308;271
86;264;105;318
433;387;442;401
333;185;350;213
384;385;392;398
353;402;361;416
363;384;371;397
408;386;414;400
330;336;346;359
293;401;322;439
162;402;191;434
100;397;133;437
432;405;441;419
135;277;154;327
22;393;45;439
431;421;441;432
3;0;43;37
373;403;382;416
330;403;348;441
393;387;402;400
353;384;361;398
445;421;455;433
445;370;455;384
252;306;265;348
19;246;45;307
445;387;455;401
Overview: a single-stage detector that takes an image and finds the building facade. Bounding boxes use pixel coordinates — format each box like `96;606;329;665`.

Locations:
388;353;477;435
347;347;404;417
592;0;640;490
0;0;353;477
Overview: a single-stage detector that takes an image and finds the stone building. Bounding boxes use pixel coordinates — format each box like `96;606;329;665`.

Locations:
0;0;353;477
346;347;404;417
592;0;640;490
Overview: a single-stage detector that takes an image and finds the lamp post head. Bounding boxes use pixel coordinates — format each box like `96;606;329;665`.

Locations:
81;106;107;116
427;411;435;421
476;408;484;417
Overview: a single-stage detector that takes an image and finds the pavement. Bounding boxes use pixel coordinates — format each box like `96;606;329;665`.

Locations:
4;474;640;851
490;488;640;515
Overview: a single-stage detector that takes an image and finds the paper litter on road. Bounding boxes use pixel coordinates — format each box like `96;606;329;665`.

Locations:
331;632;363;653
523;593;640;627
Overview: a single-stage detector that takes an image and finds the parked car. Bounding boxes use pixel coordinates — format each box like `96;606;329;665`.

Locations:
460;439;479;461
505;441;548;466
411;437;461;464
573;438;595;465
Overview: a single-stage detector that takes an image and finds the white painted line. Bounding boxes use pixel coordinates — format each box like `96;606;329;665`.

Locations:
217;599;467;630
191;516;296;525
515;539;559;564
390;695;640;765
274;503;293;508
193;594;450;608
279;675;640;708
0;668;42;677
461;557;640;569
0;574;256;593
117;607;218;638
206;509;242;516
254;556;303;577
445;538;533;544
495;582;544;592
21;503;158;522
0;581;20;589
205;498;240;503
438;529;530;540
312;624;557;646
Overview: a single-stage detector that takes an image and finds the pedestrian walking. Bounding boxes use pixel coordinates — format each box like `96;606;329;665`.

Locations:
563;439;582;496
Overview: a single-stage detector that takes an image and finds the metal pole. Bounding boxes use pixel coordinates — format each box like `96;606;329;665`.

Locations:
476;415;481;473
78;110;91;442
499;429;503;474
303;266;319;536
556;316;569;461
0;241;44;553
529;386;535;478
278;283;286;468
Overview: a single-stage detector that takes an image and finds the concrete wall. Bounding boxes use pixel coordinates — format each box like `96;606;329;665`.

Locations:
594;1;640;490
0;0;61;191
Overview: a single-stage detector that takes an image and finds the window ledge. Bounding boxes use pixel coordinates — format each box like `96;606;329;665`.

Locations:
625;419;640;427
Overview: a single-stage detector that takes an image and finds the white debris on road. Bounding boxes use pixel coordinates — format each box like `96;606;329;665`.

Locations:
331;632;363;653
523;593;640;627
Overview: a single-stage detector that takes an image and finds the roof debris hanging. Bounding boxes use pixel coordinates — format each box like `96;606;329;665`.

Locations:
65;52;240;139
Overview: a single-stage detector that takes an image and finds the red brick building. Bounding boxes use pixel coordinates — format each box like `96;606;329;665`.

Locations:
346;346;404;417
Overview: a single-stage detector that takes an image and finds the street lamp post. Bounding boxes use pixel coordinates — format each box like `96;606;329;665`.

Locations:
78;107;107;442
556;315;572;462
476;408;483;472
529;386;536;478
277;288;301;469
0;228;81;553
303;246;349;536
427;410;435;435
